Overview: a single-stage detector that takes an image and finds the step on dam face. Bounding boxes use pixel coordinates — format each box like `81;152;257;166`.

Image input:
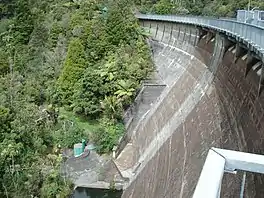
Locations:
121;20;264;198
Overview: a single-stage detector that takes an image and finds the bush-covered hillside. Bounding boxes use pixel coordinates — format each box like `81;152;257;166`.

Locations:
0;0;153;197
136;0;264;17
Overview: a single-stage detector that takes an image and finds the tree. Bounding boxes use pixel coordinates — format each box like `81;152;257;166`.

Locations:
58;38;86;104
0;0;15;18
72;68;104;117
152;0;175;14
101;96;123;121
115;79;135;105
0;49;9;75
11;0;34;45
0;106;12;136
106;0;139;45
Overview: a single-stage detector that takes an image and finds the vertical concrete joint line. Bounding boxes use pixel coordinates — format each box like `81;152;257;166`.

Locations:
178;26;181;39
194;28;198;46
155;23;159;39
258;63;264;97
183;27;186;42
209;33;218;73
234;43;243;64
245;51;253;78
219;36;225;64
161;23;165;42
198;27;204;43
169;23;173;45
179;123;187;198
189;27;192;43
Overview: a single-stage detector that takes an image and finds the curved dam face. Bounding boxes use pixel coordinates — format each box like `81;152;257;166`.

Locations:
121;20;264;198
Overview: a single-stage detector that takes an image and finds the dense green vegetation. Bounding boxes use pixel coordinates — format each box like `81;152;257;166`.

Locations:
0;0;153;197
136;0;264;17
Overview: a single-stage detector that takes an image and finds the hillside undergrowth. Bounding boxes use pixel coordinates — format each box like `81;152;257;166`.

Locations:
0;0;153;197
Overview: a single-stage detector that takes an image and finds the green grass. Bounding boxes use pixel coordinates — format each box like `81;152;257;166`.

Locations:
59;107;100;135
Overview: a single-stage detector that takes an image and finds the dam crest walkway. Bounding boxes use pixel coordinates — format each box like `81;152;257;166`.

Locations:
136;14;264;60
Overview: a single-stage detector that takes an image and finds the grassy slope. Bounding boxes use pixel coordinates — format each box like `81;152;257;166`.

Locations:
59;107;100;136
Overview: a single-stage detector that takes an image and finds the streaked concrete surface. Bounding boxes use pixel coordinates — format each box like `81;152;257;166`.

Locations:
120;20;264;198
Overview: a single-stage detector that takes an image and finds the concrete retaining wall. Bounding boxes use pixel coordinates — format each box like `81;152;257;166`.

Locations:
118;84;166;156
121;20;264;197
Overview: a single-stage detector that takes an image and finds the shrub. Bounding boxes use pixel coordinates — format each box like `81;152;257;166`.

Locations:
40;168;73;198
53;121;85;148
91;118;125;154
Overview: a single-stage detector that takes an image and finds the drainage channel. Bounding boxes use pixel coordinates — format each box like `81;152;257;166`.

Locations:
72;187;123;198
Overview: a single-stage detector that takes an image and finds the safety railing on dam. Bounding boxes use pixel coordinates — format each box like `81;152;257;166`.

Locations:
136;14;264;59
193;148;264;198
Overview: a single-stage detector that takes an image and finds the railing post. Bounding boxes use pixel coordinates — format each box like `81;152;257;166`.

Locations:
193;149;225;198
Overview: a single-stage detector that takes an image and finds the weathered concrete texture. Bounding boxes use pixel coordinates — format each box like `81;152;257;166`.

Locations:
62;150;124;190
121;20;264;198
123;84;166;136
116;83;166;163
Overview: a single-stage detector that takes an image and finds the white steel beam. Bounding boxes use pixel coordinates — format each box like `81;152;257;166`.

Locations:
193;149;225;198
212;147;264;174
193;148;264;198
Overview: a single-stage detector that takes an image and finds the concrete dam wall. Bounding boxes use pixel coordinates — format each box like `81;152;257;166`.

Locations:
120;20;264;197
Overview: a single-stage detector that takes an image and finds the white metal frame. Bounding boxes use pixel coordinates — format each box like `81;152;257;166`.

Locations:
193;148;264;198
259;11;264;21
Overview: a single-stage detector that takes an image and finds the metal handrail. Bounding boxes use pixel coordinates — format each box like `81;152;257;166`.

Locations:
193;148;264;198
137;14;264;29
136;14;264;58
